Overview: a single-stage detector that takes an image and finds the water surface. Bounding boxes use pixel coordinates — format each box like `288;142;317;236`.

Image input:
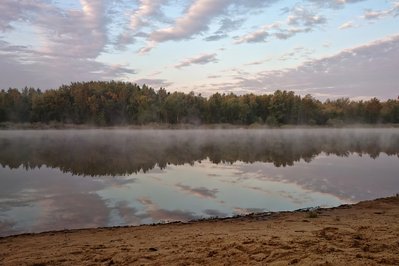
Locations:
1;128;398;236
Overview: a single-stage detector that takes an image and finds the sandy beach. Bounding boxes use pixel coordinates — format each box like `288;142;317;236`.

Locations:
1;196;398;265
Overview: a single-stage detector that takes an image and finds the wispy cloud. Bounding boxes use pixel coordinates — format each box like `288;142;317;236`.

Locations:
133;78;172;88
287;6;327;26
307;0;366;9
363;3;399;20
175;53;218;68
115;0;165;50
150;0;230;43
0;0;397;99
0;0;138;89
235;25;273;44
244;57;273;66
204;35;399;99
204;18;245;41
140;0;282;52
235;6;326;44
279;46;315;61
176;184;219;199
0;40;135;89
339;21;356;30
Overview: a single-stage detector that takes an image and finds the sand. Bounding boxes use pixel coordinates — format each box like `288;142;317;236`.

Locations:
1;196;399;265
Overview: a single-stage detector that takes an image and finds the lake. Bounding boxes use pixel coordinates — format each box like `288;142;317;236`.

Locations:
1;128;398;236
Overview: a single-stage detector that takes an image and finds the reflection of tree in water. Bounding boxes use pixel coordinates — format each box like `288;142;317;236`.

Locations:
0;129;398;176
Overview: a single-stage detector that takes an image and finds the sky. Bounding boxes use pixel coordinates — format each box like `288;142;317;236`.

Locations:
0;0;398;100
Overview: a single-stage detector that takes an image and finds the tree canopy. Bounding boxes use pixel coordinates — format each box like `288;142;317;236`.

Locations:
0;81;398;126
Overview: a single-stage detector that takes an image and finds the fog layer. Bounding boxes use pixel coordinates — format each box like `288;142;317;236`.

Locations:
0;128;398;176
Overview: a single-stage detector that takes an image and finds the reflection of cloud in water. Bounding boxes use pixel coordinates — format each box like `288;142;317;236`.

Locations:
0;167;104;201
148;175;164;182
234;207;267;215
276;190;314;205
244;185;272;194
0;219;16;237
114;201;143;225
0;198;33;212
145;167;167;174
32;193;110;233
1;128;399;236
0;167;135;235
106;177;138;188
137;197;198;222
203;209;227;217
237;154;399;202
207;173;221;177
244;186;312;205
176;184;219;199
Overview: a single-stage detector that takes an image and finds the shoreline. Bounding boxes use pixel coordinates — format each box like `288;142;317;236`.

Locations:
0;205;337;239
1;196;398;265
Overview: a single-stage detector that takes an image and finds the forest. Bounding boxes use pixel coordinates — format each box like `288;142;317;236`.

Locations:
0;81;398;126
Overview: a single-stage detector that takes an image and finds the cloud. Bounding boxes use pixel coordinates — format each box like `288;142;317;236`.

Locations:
33;0;109;59
363;9;391;20
278;46;314;61
204;18;245;41
0;1;69;33
150;0;231;43
140;0;282;52
149;0;281;43
137;41;157;54
204;34;228;41
274;27;310;40
133;78;172;88
209;35;399;99
115;0;165;50
129;0;164;31
233;0;280;9
287;6;327;27
175;53;218;68
235;6;326;44
0;1;137;89
244;35;399;98
339;21;356;30
219;18;245;32
244;58;273;66
176;184;219;199
0;41;135;89
363;3;399;20
306;0;366;9
235;26;271;44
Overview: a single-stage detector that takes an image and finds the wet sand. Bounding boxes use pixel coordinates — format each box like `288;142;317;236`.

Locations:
1;196;399;265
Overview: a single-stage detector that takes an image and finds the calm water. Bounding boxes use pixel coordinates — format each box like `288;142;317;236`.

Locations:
1;128;398;236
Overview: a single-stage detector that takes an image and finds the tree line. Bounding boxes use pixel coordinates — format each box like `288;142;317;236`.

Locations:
0;81;398;125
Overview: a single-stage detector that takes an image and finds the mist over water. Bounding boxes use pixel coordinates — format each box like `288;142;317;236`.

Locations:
0;128;398;236
0;128;398;175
